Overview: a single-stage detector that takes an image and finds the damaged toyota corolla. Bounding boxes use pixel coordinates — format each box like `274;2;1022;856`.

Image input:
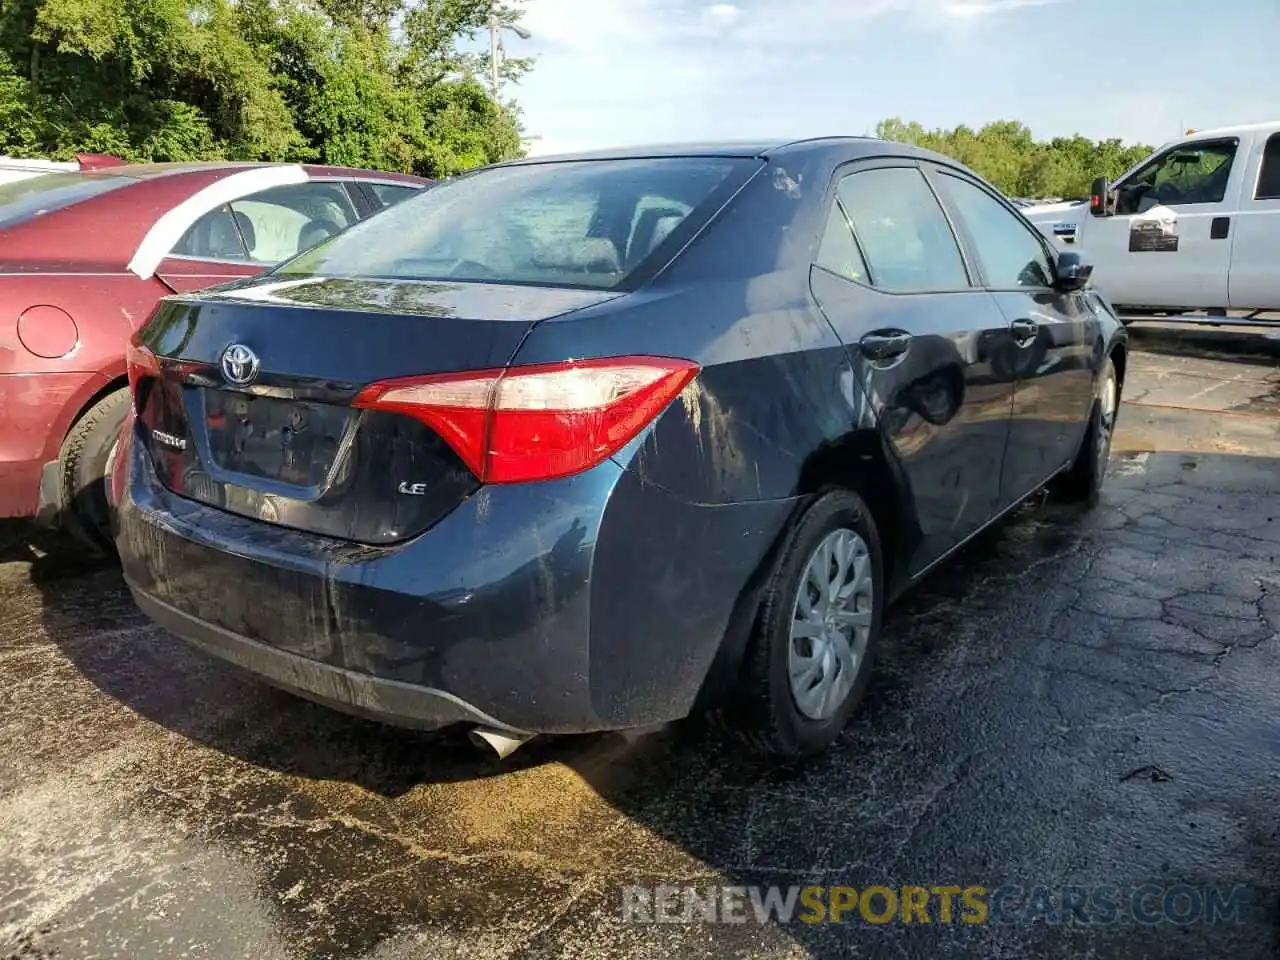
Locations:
115;138;1126;759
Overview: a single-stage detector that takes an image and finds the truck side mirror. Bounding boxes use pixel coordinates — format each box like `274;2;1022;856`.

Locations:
1089;177;1109;217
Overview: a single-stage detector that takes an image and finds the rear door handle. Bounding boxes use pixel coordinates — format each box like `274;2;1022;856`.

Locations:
859;330;912;364
1210;216;1231;240
1011;319;1038;348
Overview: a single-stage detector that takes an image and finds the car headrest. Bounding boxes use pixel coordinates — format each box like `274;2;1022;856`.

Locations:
298;218;342;252
627;206;686;267
647;216;682;254
531;237;621;276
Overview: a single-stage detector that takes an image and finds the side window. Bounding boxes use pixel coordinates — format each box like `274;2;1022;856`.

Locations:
1255;134;1280;200
170;205;250;261
934;174;1054;289
365;182;422;209
227;182;361;264
814;200;869;283
1116;139;1238;214
836;167;969;293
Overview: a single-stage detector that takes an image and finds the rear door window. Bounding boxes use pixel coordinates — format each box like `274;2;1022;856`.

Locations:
170;205;250;261
276;157;760;290
814;200;869;284
228;183;361;263
0;172;131;230
836;166;969;293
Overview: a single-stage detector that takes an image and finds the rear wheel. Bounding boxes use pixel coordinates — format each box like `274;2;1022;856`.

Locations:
1053;356;1118;507
58;388;130;554
730;490;884;758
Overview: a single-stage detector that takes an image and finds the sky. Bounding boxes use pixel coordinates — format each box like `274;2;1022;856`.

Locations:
504;0;1280;157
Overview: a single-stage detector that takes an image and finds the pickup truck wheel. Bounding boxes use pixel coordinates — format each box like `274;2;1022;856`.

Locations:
728;490;885;759
58;388;130;555
1053;357;1118;507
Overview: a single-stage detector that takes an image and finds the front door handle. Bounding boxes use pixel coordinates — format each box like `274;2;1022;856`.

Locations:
859;330;912;364
1210;216;1231;240
1011;319;1038;348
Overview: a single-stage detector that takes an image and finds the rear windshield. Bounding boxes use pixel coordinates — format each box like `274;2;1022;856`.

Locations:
275;157;759;290
0;172;132;230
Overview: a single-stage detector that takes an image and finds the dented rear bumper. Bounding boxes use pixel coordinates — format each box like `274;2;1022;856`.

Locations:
116;426;794;734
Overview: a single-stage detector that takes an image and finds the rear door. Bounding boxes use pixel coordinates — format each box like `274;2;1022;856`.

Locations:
809;161;1016;574
928;165;1098;505
1228;131;1280;310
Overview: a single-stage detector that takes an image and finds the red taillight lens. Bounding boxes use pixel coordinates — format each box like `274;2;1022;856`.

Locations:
353;356;700;484
125;333;160;396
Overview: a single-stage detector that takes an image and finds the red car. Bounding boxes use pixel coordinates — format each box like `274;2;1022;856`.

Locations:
0;161;429;549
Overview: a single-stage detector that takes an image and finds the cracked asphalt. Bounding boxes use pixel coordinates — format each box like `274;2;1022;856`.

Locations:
3;323;1280;960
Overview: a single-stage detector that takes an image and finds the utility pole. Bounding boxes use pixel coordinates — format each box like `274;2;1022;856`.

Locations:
488;15;531;105
489;18;500;100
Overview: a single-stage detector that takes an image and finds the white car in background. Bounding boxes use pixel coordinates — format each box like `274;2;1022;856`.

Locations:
0;154;124;185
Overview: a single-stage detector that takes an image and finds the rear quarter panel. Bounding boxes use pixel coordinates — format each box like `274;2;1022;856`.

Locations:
512;149;887;507
508;151;908;719
0;272;168;463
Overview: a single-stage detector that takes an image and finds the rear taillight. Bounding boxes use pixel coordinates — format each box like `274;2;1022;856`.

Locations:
125;333;159;396
353;356;699;484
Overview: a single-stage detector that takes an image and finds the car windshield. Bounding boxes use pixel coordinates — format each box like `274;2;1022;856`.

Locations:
0;172;132;230
275;157;759;290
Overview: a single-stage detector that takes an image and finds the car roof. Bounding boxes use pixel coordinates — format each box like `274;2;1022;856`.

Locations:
493;136;950;168
79;161;428;184
80;161;279;180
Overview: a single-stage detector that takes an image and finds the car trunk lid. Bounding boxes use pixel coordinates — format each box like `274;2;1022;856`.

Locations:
132;276;621;544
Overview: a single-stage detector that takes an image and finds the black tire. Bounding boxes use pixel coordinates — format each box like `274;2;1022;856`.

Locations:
730;489;885;759
1052;356;1118;507
58;388;130;554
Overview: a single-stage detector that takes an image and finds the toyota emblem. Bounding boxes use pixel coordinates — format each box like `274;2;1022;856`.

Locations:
220;343;260;387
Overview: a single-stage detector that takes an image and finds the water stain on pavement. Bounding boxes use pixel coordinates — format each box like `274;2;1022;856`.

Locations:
4;341;1280;959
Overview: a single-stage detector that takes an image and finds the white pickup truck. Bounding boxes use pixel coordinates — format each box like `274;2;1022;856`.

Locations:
1024;121;1280;324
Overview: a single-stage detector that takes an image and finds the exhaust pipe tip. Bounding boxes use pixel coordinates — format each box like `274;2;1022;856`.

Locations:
469;727;535;760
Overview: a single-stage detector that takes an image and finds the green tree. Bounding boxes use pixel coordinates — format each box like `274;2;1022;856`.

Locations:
0;0;530;175
875;116;1154;199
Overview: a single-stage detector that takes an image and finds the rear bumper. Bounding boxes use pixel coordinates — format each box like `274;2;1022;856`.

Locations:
127;585;530;732
0;440;60;525
0;459;43;520
117;429;796;734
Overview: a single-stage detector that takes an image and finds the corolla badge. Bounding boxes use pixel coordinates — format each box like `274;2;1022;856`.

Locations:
220;343;260;386
151;429;187;450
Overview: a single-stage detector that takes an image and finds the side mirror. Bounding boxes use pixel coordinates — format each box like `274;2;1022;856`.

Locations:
1089;176;1110;217
1055;249;1093;292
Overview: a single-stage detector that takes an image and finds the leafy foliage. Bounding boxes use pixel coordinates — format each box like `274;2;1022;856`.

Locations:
0;0;529;176
875;118;1155;199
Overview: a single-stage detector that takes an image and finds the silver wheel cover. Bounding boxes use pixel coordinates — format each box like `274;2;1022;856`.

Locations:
788;528;874;721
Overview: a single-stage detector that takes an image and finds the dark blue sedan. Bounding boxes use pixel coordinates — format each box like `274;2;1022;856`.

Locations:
115;138;1126;759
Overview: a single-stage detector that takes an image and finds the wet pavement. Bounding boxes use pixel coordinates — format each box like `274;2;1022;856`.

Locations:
3;328;1280;959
